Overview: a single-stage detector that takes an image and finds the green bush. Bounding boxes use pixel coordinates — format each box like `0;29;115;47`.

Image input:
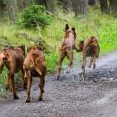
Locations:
19;5;53;28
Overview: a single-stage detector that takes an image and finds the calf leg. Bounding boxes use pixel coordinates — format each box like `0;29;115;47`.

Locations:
66;50;73;73
93;56;96;69
82;55;86;74
39;77;45;101
26;76;31;103
21;70;27;89
6;75;11;90
10;74;19;99
56;52;65;80
89;57;93;68
67;50;73;68
81;55;87;80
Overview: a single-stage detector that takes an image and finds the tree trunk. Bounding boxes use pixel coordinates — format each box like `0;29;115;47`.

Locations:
17;0;28;10
109;0;117;13
5;0;18;25
88;0;96;5
62;0;71;13
17;0;35;10
0;0;6;20
46;0;57;14
72;0;88;17
35;0;47;7
99;0;109;13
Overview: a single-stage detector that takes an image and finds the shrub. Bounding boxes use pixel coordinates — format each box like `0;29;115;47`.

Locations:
19;5;53;28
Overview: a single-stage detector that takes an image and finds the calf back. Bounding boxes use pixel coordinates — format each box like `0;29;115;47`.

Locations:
83;36;100;57
23;47;46;78
4;48;24;72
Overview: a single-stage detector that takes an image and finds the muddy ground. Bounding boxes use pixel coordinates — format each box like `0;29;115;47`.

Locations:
1;52;117;117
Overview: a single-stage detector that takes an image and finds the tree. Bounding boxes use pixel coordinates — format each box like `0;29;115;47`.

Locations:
4;0;37;24
109;0;117;13
61;0;72;13
5;0;18;24
88;0;96;6
72;0;88;17
17;0;36;10
0;0;6;20
99;0;109;13
36;0;47;7
17;0;29;10
46;0;57;14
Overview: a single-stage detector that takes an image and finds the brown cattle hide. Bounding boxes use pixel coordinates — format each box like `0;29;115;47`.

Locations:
0;46;25;99
23;45;46;103
77;36;100;79
56;24;76;80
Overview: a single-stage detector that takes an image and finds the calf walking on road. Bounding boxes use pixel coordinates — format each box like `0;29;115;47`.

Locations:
77;36;100;79
56;24;76;80
0;46;25;99
23;45;46;103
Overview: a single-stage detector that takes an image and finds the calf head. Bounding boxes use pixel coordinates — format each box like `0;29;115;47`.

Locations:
56;24;76;80
64;24;69;31
27;45;43;53
0;52;5;73
64;24;76;37
17;45;25;56
64;24;76;39
77;41;84;52
0;50;12;73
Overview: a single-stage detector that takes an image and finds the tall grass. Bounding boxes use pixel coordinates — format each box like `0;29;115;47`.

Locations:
0;8;117;88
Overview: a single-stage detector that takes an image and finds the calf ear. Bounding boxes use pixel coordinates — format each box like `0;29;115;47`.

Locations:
32;53;38;58
27;46;31;52
64;24;69;31
90;36;95;39
3;52;9;61
71;27;75;32
4;52;9;57
80;40;84;44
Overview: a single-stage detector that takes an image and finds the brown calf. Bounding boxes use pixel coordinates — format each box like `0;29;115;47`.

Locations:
77;36;100;78
56;24;76;80
0;46;25;99
23;46;46;103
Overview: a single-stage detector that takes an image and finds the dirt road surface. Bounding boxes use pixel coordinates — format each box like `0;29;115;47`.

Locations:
1;52;117;117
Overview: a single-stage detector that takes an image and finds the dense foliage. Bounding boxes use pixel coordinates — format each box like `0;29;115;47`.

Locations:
19;5;53;28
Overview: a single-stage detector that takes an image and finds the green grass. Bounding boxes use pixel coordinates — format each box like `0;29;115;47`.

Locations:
0;68;7;91
0;8;117;88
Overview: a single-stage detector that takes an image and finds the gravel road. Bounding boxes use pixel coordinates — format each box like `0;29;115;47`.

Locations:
1;52;117;117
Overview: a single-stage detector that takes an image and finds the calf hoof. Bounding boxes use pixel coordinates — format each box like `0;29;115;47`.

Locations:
25;99;30;103
88;65;91;68
14;95;19;99
81;65;84;69
38;97;43;101
66;69;70;73
93;64;96;69
5;85;10;91
56;76;60;80
23;85;27;89
42;90;44;93
80;72;85;81
23;82;27;89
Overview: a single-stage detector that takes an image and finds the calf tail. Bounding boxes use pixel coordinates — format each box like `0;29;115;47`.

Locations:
34;66;42;76
33;58;42;76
